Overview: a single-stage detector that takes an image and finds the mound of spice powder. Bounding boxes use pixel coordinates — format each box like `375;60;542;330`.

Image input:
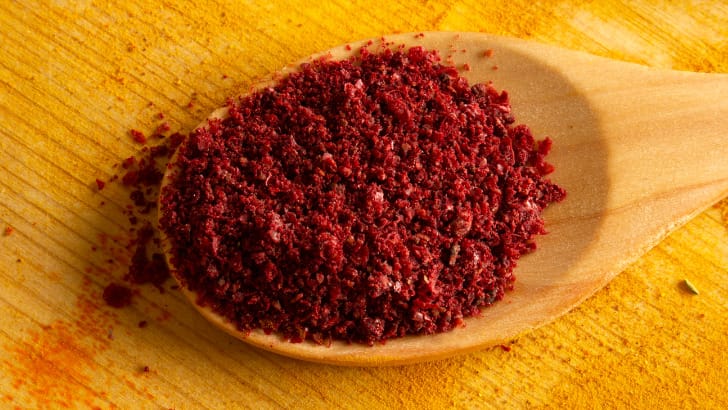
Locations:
159;45;566;345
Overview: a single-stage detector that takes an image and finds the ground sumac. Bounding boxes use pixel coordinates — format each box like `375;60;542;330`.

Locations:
159;45;565;345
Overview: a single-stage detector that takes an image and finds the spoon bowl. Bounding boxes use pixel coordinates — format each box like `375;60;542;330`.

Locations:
159;32;728;366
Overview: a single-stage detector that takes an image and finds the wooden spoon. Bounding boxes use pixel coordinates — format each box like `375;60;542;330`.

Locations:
159;32;728;366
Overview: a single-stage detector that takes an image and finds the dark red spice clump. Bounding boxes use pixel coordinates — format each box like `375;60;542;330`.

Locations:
126;223;169;290
160;45;565;345
102;283;133;308
130;129;147;144
156;122;171;134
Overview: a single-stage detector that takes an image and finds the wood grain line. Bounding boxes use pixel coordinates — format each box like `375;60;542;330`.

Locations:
40;6;223;110
0;14;140;149
0;82;140;202
0;14;168;157
0;130;126;231
0;2;218;116
0;70;129;181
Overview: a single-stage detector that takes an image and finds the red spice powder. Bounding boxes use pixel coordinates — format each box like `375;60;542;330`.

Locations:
102;283;133;308
160;45;565;345
97;129;182;309
156;122;171;134
131;129;147;144
3;226;13;236
125;223;169;290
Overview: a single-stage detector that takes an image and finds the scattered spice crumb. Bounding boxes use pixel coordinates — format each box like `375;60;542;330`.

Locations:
142;366;150;373
16;258;21;263
102;283;133;308
94;128;181;310
122;156;135;169
138;320;148;329
683;279;699;295
130;129;147;144
125;224;169;290
500;344;512;352
484;49;494;58
462;63;471;71
95;179;106;190
3;226;13;236
156;122;171;134
492;65;499;70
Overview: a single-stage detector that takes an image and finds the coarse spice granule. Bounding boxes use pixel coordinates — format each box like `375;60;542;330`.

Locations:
159;45;565;345
97;131;186;309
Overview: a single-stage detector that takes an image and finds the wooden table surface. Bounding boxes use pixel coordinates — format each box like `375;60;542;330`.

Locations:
1;1;726;408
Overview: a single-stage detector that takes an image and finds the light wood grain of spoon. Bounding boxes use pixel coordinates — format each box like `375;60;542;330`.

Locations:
159;32;728;366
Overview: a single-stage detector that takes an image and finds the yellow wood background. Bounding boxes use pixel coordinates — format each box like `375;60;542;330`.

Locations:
1;1;727;408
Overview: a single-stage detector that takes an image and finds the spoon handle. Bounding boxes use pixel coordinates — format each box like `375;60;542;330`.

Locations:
549;60;728;286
